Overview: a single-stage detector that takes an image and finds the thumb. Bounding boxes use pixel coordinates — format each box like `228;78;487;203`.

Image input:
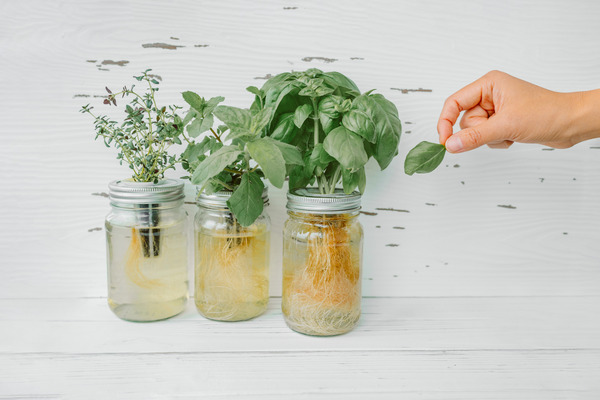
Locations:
444;119;504;153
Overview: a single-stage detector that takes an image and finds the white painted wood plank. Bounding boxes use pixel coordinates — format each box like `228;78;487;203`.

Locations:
1;297;598;354
1;350;598;399
2;0;600;299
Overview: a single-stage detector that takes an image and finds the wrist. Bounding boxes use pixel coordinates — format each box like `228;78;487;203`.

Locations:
563;89;600;145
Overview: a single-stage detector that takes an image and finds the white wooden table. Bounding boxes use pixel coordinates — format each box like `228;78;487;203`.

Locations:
2;1;599;398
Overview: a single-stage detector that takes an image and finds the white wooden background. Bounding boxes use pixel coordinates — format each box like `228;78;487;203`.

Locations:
1;0;600;398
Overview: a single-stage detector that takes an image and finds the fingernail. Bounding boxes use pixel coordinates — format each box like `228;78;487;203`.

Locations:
445;136;463;153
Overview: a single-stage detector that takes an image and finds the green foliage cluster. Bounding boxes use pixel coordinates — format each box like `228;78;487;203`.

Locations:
81;69;187;183
247;68;402;195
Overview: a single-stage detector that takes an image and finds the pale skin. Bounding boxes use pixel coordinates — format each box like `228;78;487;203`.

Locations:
437;70;600;153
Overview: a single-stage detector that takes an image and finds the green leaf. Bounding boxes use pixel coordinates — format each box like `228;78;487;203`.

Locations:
191;145;242;186
246;86;263;97
355;94;402;170
323;126;368;170
322;71;360;93
404;141;446;175
307;143;334;175
250;107;274;134
262;137;303;165
214;105;253;139
293;104;312;128
342;168;359;194
358;166;366;194
186;114;214;138
182;109;197;127
246;137;286;188
226;172;265;226
182;91;204;113
342;109;376;143
270;113;298;143
204;96;225;116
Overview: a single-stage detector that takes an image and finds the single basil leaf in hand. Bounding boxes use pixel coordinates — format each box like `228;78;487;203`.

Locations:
404;141;446;175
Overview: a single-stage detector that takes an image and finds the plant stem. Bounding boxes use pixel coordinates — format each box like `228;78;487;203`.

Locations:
329;165;341;194
210;128;223;144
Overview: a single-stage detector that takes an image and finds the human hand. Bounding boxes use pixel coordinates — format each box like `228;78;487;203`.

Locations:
437;70;599;153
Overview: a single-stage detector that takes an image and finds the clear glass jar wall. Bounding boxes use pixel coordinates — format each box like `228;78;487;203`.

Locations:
194;190;271;321
105;179;188;322
282;189;363;336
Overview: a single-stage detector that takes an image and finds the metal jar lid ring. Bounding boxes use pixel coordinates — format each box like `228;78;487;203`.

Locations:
286;188;361;213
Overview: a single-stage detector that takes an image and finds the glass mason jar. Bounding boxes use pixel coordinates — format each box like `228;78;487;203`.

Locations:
194;189;271;321
105;179;188;322
282;188;363;336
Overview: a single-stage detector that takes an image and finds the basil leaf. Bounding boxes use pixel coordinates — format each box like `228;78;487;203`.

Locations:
262;137;303;165
246;137;286;188
227;172;265;227
214;105;251;131
342;109;376;143
250;107;274;134
270;113;298;143
246;86;263;97
322;71;360;93
404;141;446;175
323;126;368;170
357;166;366;194
293;104;312;128
191;145;242;186
342;168;359;194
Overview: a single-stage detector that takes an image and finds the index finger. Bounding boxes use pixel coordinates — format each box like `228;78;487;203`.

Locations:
437;76;488;145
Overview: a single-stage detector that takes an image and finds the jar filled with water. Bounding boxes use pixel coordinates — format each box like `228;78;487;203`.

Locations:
282;188;363;336
106;179;188;322
194;189;271;321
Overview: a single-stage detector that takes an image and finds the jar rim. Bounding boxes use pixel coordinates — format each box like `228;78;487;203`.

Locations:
196;187;269;209
108;178;184;207
287;188;361;213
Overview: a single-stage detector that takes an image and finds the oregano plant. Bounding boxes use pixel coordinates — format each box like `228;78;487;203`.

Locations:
248;68;402;194
180;90;303;226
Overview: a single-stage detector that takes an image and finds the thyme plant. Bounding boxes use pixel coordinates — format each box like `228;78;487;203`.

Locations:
80;69;188;183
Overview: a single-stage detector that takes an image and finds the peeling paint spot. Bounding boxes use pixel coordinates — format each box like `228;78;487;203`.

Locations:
147;74;162;81
93;95;108;98
254;74;273;80
170;36;180;40
142;42;184;50
393;275;398;278
425;265;430;268
92;192;109;198
386;244;399;247
590;146;600;149
302;56;338;63
542;148;555;151
405;121;414;124
573;178;577;181
390;87;433;94
283;6;298;9
497;204;516;209
425;203;436;206
444;262;448;265
73;94;91;98
350;57;364;60
563;232;568;235
98;68;109;71
88;227;102;232
393;226;405;230
405;130;412;134
453;164;460;168
376;208;409;213
359;211;377;216
461;181;465;185
367;277;373;280
375;225;381;228
101;60;129;67
539;178;545;183
194;44;209;48
86;60;97;63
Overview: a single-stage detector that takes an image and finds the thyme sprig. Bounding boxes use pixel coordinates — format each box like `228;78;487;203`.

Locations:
80;69;189;183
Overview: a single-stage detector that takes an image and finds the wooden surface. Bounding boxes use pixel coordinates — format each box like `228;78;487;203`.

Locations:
1;0;600;398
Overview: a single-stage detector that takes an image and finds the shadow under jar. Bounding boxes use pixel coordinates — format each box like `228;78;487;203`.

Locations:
282;188;364;336
194;189;271;321
105;179;188;322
